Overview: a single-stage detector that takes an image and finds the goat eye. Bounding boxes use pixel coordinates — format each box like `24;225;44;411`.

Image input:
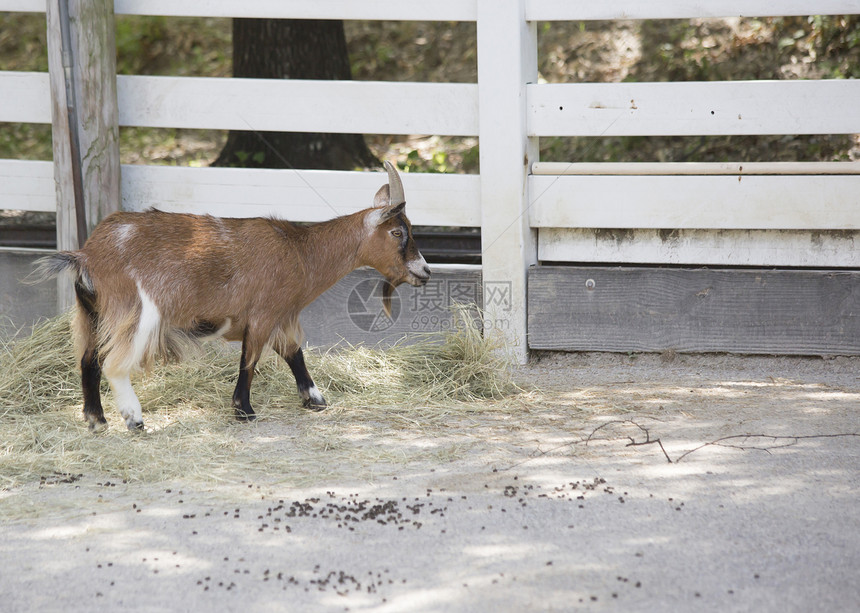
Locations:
391;229;403;238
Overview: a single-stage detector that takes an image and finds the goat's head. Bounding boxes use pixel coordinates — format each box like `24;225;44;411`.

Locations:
360;161;431;317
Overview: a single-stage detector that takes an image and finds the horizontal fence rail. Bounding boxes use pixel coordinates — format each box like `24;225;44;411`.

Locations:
9;73;857;139
5;0;478;20
0;160;480;226
120;166;481;226
0;72;51;124
10;0;859;20
529;174;860;230
532;162;860;175
526;0;860;20
538;228;860;268
0;160;55;212
118;77;478;135
0;72;478;135
529;80;860;137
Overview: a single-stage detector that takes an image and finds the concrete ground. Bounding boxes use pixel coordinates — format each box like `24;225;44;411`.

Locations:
1;352;858;612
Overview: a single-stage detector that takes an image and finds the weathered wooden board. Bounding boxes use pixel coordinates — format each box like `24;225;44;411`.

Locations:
528;80;860;137
528;175;860;230
120;165;481;227
528;266;860;355
301;266;482;348
538;228;860;268
45;0;121;310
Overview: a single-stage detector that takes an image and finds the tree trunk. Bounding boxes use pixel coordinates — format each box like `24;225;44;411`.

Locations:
213;19;379;170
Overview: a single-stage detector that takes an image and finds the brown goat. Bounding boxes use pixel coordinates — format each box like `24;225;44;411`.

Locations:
36;161;430;431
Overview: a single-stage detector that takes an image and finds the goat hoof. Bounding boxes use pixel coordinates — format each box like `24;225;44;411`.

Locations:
235;409;256;422
302;386;327;411
127;420;145;431
88;419;108;433
303;398;327;412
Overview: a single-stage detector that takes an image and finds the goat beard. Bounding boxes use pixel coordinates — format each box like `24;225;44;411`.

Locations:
381;279;399;319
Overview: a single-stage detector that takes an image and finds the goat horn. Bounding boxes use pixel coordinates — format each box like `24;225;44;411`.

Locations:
384;161;406;206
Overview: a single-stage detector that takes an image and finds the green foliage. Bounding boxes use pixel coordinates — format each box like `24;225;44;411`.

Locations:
0;13;47;72
398;149;451;174
114;15;170;75
1;15;858;166
114;16;231;77
0;124;52;161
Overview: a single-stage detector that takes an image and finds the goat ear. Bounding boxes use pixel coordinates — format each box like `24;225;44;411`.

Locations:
378;202;406;224
373;184;390;209
370;161;406;224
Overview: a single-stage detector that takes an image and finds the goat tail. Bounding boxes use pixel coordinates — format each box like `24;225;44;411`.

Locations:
28;252;93;290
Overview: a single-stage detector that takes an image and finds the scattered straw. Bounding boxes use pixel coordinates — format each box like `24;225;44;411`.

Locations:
0;307;525;491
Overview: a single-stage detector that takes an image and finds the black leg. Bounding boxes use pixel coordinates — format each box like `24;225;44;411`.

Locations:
74;280;107;431
283;348;327;411
232;339;257;421
81;349;107;431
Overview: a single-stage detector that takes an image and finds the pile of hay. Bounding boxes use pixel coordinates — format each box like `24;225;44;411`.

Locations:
0;308;521;490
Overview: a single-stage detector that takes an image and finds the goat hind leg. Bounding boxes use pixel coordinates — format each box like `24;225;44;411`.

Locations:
100;286;160;431
104;372;144;430
73;282;107;431
81;348;107;431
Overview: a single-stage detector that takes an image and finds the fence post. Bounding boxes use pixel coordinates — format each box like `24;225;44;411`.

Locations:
45;0;120;311
477;0;537;364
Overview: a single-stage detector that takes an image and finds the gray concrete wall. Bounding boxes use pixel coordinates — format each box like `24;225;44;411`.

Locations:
0;251;481;347
0;250;58;337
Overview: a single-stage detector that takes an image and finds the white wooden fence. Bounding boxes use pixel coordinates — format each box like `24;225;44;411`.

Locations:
2;0;859;361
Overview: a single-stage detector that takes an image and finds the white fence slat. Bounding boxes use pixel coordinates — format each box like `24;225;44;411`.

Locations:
120;165;481;227
529;175;860;230
0;0;477;19
528;80;860;137
0;160;56;212
7;0;859;20
0;72;52;124
114;0;477;21
532;161;860;176
0;0;44;11
538;228;860;268
476;0;537;364
527;0;860;21
117;76;479;136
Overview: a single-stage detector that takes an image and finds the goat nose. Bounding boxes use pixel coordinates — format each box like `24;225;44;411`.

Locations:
422;264;431;277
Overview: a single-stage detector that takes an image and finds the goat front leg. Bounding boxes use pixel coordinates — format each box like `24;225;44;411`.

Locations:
278;346;326;411
232;332;259;421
